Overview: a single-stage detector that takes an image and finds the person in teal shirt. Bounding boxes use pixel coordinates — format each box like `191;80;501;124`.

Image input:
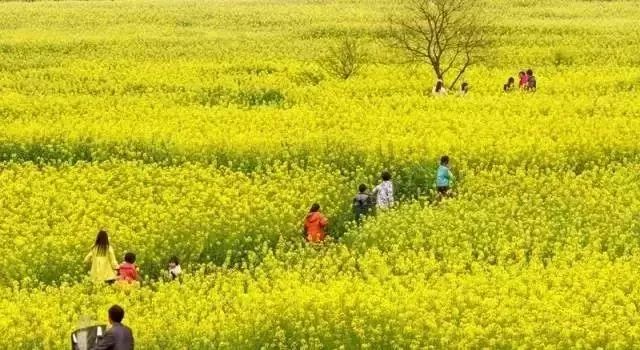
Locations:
436;155;454;198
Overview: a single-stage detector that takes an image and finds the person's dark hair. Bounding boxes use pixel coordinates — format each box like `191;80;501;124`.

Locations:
519;71;525;77
440;155;450;165
508;77;515;85
169;256;180;265
435;80;444;92
310;203;321;212
108;305;125;323
358;184;367;193
94;230;110;256
526;69;533;76
381;171;392;181
124;252;136;264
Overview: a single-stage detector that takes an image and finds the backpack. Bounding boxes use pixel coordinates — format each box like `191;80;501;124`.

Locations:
354;194;372;220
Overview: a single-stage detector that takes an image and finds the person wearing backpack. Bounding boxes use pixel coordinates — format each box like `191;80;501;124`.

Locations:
353;184;372;224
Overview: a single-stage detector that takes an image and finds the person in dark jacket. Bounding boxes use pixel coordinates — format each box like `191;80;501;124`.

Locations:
526;69;537;91
95;305;134;350
503;77;515;92
353;184;372;224
459;82;470;96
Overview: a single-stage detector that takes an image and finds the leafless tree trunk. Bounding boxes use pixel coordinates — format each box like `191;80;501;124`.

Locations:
320;38;366;80
389;0;489;90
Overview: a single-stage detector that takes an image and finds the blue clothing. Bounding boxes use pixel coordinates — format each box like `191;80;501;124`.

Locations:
436;165;454;187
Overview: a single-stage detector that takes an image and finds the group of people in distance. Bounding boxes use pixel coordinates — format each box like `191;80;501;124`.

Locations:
85;157;457;277
431;68;538;97
303;156;455;243
504;69;537;92
432;79;470;97
77;158;456;348
83;229;182;285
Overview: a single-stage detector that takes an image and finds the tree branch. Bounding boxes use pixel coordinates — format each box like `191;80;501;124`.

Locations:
388;0;488;86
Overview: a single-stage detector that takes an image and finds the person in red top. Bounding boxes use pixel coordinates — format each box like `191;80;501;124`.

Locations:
303;203;328;243
518;71;528;89
117;252;139;283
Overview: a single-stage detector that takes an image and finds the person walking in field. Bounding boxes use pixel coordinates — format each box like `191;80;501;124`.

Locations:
372;171;394;209
503;77;515;92
303;203;328;243
353;184;373;224
84;230;119;284
436;155;455;198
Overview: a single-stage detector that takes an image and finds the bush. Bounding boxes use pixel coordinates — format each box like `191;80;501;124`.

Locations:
236;88;286;107
320;37;365;80
552;49;574;67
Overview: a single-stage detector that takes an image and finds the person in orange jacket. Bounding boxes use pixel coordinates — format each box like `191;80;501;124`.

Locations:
303;203;328;243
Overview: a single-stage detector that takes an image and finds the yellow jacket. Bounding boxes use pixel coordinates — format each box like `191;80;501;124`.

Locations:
84;246;118;283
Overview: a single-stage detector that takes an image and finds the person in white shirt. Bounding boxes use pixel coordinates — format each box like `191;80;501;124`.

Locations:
372;171;394;209
168;256;182;280
432;79;447;96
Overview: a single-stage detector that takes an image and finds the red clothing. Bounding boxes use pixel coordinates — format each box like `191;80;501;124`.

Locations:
519;75;529;89
118;262;138;282
304;212;328;243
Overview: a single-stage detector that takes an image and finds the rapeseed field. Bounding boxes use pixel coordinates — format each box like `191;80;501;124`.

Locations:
1;0;639;348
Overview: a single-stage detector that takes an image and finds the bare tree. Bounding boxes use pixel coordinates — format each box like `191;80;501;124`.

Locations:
321;37;365;80
389;0;489;90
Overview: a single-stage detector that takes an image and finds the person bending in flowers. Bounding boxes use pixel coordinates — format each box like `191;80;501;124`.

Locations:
303;203;328;243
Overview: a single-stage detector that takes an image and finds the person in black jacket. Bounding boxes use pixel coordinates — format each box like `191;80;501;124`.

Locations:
503;77;515;92
353;184;373;224
526;69;537;91
96;305;134;350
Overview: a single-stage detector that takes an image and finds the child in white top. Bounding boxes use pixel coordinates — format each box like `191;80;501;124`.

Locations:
372;171;394;209
168;256;182;280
